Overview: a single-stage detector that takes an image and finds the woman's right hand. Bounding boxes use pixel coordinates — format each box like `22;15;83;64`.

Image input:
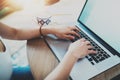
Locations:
67;38;97;60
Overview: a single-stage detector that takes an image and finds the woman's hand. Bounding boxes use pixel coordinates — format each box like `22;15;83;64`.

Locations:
67;38;97;59
50;26;80;40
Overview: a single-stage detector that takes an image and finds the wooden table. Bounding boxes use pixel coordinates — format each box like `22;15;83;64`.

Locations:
27;38;120;80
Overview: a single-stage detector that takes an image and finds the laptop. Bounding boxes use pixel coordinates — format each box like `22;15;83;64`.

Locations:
45;0;120;80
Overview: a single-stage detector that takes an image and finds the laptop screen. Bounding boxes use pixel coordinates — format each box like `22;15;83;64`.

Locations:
79;0;120;53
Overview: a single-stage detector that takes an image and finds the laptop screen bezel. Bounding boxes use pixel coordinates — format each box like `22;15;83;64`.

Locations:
77;0;120;57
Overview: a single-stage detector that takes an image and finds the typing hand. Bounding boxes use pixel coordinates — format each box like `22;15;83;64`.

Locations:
51;26;80;40
67;38;97;59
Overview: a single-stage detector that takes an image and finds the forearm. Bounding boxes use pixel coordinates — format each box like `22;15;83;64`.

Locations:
45;52;78;80
14;27;54;40
0;22;53;40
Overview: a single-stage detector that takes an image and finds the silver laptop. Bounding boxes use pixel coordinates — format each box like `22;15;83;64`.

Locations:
45;0;120;80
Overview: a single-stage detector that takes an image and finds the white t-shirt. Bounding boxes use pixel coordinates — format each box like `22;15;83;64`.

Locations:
0;37;12;80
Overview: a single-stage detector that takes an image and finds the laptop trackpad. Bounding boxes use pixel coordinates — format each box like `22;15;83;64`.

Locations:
45;35;71;61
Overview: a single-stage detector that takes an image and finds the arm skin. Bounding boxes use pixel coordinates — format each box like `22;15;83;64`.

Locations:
0;22;52;40
45;38;96;80
45;51;78;80
0;22;79;40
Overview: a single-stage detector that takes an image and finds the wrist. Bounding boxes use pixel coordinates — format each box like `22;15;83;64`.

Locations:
41;26;52;35
66;50;83;61
41;26;56;35
66;51;78;62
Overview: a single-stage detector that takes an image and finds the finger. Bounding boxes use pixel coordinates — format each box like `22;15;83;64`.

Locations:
85;41;91;45
72;26;80;32
65;35;75;40
87;45;94;49
69;31;80;37
88;50;97;54
80;38;86;42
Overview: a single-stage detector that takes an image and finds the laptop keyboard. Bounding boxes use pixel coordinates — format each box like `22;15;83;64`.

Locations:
72;30;111;65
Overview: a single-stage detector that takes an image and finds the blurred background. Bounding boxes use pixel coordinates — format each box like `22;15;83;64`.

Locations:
0;0;21;18
0;0;46;18
0;0;60;18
